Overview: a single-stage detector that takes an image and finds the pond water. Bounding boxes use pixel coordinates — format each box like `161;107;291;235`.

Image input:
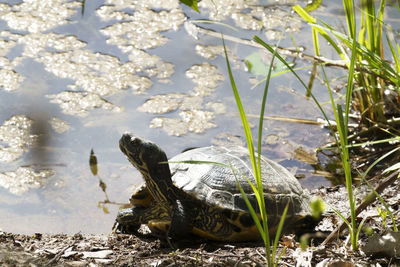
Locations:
0;0;398;234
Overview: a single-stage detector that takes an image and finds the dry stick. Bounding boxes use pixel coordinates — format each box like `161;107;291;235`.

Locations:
187;22;346;68
45;241;76;266
245;114;322;125
187;22;392;80
321;170;400;246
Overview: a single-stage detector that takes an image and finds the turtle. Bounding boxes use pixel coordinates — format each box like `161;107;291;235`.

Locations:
115;133;314;242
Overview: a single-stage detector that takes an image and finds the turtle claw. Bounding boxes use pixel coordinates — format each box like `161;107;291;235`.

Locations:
166;235;176;249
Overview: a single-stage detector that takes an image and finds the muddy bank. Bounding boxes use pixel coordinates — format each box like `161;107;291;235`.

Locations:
2;180;400;266
1;230;398;266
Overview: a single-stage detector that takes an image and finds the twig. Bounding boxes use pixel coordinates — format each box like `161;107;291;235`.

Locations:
45;241;76;266
254;248;267;262
186;22;345;66
229;112;331;126
321;170;400;245
186;22;394;81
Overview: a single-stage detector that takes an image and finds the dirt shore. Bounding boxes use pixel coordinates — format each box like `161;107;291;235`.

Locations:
2;183;399;266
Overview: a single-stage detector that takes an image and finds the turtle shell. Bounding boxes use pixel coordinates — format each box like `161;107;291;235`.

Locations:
169;146;311;223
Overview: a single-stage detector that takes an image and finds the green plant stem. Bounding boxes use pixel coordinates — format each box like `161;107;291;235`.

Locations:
222;37;272;266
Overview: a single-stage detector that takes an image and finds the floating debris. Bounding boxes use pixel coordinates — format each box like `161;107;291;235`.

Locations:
0;1;177;99
198;1;301;35
180;95;203;110
139;62;224;136
185;63;224;96
0;68;24;91
179;110;216;133
38;49;153;96
195;44;224;60
198;0;258;21
265;134;280;145
0;1;79;33
46;91;123;117
150;117;188;136
0;39;21;92
0;38;24;91
97;3;186;83
205;102;226;114
0;166;54;195
48;117;71;134
0;115;36;162
150;110;216;136
265;29;285;41
137;93;186;114
18;33;86;58
144;61;175;79
294;147;318;165
0;38;16;55
231;12;262;31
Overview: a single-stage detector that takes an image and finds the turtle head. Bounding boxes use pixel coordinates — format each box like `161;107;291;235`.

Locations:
119;133;175;204
119;134;167;171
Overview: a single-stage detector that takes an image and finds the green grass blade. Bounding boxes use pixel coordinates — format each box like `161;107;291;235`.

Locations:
357;147;400;232
355;217;367;242
329;205;353;234
364;0;376;52
312;27;320;56
358;1;367;47
233;172;266;239
343;0;355;39
222;38;257;177
223;37;273;265
179;0;199;12
305;0;322;12
311;21;400;85
320;66;340;145
376;0;386;56
343;13;358;247
256;31;282;242
293;5;349;63
386;32;400;73
191;20;239;32
272;201;289;265
344;17;357;135
274;246;288;267
296;5;400;86
253;36;333;129
397;43;400;71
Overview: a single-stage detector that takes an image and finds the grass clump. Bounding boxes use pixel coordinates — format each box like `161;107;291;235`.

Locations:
294;1;400;129
182;0;400;257
291;0;400;250
223;37;288;266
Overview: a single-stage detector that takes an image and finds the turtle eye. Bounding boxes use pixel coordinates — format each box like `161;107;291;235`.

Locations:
131;137;138;144
130;136;143;147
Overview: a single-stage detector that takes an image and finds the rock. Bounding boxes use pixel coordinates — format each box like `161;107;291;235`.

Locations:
362;230;400;257
81;249;113;259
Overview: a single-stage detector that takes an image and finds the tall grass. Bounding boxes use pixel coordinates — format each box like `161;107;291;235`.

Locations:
291;0;400;249
294;1;400;128
253;34;362;249
180;0;399;254
223;37;288;267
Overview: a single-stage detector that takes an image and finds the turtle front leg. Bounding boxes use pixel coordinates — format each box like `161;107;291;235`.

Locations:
115;205;170;236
